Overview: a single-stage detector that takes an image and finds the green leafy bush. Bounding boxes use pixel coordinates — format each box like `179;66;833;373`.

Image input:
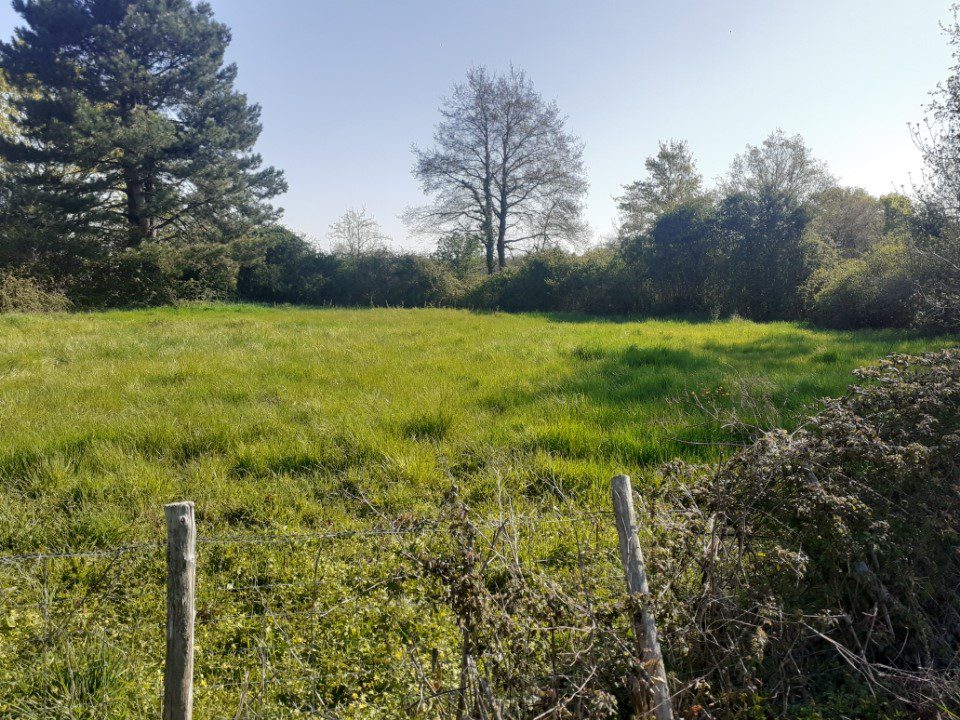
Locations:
235;227;331;304
805;242;917;328
0;271;70;313
462;250;570;311
325;253;459;307
69;243;239;308
462;248;640;315
621;200;715;315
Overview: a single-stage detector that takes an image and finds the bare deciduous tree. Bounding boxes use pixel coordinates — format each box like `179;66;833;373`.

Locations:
523;195;590;253
328;207;389;258
409;66;587;274
912;5;960;221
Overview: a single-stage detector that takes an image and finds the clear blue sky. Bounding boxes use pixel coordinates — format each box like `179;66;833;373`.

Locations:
0;1;954;248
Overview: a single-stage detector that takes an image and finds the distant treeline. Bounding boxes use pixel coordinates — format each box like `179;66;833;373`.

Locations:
33;183;943;332
0;0;958;334
2;182;959;334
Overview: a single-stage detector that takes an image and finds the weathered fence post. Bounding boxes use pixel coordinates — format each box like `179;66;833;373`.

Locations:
164;501;196;720
611;475;673;720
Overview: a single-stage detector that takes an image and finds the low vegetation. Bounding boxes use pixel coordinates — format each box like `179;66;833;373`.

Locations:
0;272;70;314
0;307;955;718
653;349;960;716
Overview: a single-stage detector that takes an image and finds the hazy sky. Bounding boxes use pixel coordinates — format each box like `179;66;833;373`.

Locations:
0;1;954;249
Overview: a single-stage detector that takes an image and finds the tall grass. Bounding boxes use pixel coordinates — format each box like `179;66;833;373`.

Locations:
0;304;952;550
0;304;954;718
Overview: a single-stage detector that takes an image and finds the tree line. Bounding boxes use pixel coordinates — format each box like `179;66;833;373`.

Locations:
0;0;958;334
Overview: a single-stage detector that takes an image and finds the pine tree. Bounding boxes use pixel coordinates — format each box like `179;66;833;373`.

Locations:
0;0;286;249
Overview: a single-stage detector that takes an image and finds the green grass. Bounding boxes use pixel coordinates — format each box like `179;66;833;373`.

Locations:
0;304;954;718
0;303;952;549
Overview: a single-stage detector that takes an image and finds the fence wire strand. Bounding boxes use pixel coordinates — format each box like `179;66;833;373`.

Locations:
0;508;625;720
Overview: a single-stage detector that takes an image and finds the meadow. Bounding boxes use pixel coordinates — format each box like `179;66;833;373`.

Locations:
0;303;952;550
0;304;956;718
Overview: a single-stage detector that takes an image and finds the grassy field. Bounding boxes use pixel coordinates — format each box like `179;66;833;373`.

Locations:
0;304;955;718
0;303;953;550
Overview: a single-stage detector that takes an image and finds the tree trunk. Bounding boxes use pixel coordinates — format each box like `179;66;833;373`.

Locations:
125;171;155;247
482;177;496;274
119;97;156;247
497;146;509;270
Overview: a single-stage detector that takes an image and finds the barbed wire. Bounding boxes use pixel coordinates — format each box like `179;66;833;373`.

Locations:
0;541;162;564
0;508;616;565
0;505;634;719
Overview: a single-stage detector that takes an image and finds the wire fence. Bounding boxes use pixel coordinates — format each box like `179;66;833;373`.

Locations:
0;500;640;720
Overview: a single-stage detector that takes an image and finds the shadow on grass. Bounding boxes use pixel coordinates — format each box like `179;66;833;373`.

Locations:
462;308;718;325
484;323;954;472
546;311;713;325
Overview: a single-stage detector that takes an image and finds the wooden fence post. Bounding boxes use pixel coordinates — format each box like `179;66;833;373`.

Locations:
164;501;196;720
611;475;673;720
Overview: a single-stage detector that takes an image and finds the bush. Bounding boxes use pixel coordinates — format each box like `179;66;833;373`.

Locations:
325;253;459;307
550;247;645;315
236;229;462;308
462;249;641;315
67;246;174;308
651;349;960;716
0;271;70;312
463;250;572;312
805;242;917;328
158;242;239;302
67;243;239;309
235;227;331;304
621;200;715;315
8;211;946;331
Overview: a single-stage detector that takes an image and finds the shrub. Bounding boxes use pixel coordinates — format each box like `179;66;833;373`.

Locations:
553;247;644;315
804;242;917;328
0;271;70;312
651;349;960;716
408;488;630;719
462;252;565;312
323;252;459;307
158;242;239;302
235;227;330;304
68;243;239;309
621;200;714;315
462;249;640;315
913;284;960;333
67;246;174;308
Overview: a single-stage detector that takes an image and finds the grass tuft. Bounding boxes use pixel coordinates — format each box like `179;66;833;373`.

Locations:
399;409;456;442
